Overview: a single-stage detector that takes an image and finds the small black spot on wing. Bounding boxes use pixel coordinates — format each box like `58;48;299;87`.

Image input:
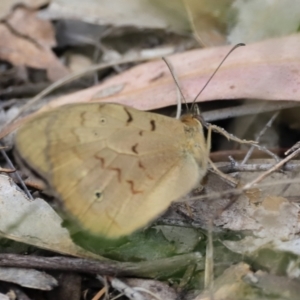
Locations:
99;117;106;124
93;129;99;136
94;190;103;202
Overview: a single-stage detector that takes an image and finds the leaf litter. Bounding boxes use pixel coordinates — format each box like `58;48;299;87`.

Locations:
0;1;300;299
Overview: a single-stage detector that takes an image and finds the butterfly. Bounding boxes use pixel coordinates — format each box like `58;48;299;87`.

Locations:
14;102;208;239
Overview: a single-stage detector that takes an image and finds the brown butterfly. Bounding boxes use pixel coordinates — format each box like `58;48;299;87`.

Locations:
15;102;208;239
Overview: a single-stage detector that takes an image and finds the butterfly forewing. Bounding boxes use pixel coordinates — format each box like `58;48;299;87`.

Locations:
15;103;207;238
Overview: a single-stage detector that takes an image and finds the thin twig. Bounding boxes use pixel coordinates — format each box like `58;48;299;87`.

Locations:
241;111;280;165
210;148;285;162
216;161;300;173
202;101;300;123
0;253;202;278
204;220;214;290
189;176;300;203
243;146;300;189
0;147;33;200
285;141;300;156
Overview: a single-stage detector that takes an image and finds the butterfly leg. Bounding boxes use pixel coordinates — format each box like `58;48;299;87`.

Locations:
206;123;256;145
207;124;239;187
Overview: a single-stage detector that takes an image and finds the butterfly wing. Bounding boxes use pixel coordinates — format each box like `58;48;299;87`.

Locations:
15;103;205;238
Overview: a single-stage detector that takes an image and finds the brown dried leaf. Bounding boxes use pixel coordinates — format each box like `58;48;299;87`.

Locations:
0;174;102;259
7;6;56;48
0;0;50;20
40;34;300;112
0;17;68;81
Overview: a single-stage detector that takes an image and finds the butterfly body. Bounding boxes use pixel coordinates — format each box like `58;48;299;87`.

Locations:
15;103;208;238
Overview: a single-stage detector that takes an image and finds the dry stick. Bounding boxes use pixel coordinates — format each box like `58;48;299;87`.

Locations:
211;148;285;162
96;276;110;299
204;220;214;292
0;148;33;200
285;141;300;155
0;167;16;173
0;253;203;278
208;157;238;186
189;176;300;204
241;111;280;165
161;173;300;231
243;146;300;189
90;286;106;300
218;161;300;173
202;101;300;123
207;108;290;195
213;144;300;220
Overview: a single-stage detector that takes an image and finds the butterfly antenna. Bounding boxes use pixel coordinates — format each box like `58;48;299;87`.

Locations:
162;57;188;118
191;43;245;112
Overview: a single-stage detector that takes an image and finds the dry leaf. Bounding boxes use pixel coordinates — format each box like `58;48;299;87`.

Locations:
0;174;103;259
0;0;49;19
245;271;300;300
38;34;300;113
0;7;68;81
45;0;189;32
195;263;252;300
7;6;56;48
123;278;177;300
0;268;57;290
175;159;300;255
0;293;9;300
229;0;300;44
